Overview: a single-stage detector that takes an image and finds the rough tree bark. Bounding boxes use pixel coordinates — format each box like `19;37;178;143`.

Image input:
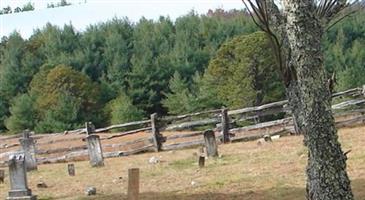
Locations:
242;0;358;199
285;1;353;199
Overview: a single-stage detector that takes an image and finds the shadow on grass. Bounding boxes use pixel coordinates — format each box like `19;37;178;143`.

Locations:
76;187;306;200
48;179;365;200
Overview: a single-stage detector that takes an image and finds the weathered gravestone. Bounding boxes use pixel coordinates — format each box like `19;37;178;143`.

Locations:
68;164;75;176
19;130;37;171
7;153;37;200
203;130;219;158
86;135;104;167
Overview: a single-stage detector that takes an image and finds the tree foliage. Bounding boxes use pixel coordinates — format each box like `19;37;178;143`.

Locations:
205;32;285;109
0;8;363;133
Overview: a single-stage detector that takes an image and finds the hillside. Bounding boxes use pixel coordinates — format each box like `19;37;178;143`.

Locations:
1;126;365;200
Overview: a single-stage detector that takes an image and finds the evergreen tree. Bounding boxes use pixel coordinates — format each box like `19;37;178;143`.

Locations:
162;72;193;115
108;92;144;128
128;17;175;114
5;94;37;133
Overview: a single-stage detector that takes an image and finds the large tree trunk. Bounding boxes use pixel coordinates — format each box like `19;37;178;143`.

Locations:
285;0;353;199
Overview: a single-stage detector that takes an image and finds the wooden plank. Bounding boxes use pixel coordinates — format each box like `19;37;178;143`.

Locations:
165;118;220;131
94;120;151;133
104;145;154;158
37;145;87;155
161;140;205;151
332;87;362;98
228;100;288;116
165;132;203;140
103;127;152;140
128;168;140;200
102;138;151;148
229;117;292;133
231;129;289;143
332;99;365;110
161;109;221;122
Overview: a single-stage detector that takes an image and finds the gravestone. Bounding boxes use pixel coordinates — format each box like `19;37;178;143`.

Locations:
19;130;37;171
68;164;75;176
86;135;104;167
198;155;205;168
203;130;218;158
7;153;37;200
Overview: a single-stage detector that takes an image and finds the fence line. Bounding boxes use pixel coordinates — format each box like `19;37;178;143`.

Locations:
1;85;365;167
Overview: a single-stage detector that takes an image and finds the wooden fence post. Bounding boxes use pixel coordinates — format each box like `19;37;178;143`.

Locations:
221;108;230;143
150;113;162;152
19;130;37;171
128;168;140;200
203;130;218;158
85;122;95;135
68;164;75;176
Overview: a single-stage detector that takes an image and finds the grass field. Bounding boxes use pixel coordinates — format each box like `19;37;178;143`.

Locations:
1;126;365;200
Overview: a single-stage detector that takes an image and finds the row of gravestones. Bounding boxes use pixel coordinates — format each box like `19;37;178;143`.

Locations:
1;127;220;200
0;129;102;200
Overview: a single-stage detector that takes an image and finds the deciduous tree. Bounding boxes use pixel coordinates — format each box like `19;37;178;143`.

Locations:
242;0;362;199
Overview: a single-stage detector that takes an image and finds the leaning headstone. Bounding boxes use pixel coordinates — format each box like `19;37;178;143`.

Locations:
86;135;104;167
68;164;75;176
7;153;37;200
203;130;218;158
19;130;37;171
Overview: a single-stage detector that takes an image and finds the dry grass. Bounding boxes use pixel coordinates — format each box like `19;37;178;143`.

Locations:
1;126;365;200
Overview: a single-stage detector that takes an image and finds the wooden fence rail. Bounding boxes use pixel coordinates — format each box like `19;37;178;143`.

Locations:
1;85;365;167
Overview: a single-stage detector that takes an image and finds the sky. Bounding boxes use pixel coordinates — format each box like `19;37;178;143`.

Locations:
0;0;244;38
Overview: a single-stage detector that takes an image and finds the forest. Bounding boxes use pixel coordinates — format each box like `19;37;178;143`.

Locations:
0;8;364;134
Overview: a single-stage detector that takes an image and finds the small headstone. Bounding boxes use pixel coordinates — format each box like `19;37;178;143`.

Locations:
191;181;197;186
0;169;4;183
198;156;205;168
68;164;75;176
85;187;96;196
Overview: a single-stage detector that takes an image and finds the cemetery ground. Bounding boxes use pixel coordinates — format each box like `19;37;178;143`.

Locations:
1;126;365;200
